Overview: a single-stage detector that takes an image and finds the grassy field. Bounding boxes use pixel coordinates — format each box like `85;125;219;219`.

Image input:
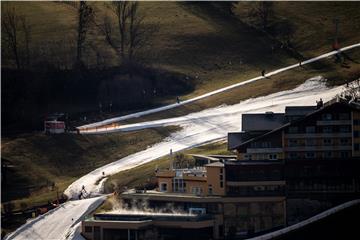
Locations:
1;126;179;210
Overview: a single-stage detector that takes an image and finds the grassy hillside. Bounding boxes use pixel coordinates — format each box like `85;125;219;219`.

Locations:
3;1;359;106
1;126;179;209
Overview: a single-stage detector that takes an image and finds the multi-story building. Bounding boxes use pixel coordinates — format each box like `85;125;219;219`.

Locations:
230;98;360;161
229;98;360;223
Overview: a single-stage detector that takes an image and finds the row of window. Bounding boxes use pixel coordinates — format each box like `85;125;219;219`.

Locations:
288;180;355;191
250;141;273;148
288;125;351;134
227;185;284;196
244;154;278;161
288;151;351;159
288;138;351;147
321;113;350;121
220;168;224;188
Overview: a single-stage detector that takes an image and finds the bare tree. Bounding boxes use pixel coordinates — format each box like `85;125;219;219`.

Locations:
98;2;153;65
102;1;129;59
2;7;22;69
76;1;94;66
2;6;32;69
251;1;274;30
20;15;31;67
128;2;141;63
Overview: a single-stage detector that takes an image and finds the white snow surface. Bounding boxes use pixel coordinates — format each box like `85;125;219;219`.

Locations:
64;76;345;200
4;196;106;240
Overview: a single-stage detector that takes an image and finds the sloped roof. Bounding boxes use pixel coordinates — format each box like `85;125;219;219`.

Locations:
242;113;285;132
285;106;317;117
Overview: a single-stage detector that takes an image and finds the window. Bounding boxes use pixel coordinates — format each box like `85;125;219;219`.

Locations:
306;139;316;146
289;126;298;134
322;113;332;120
220;174;223;181
340;138;350;145
323;151;332;158
354;119;360;125
305;152;315;159
220;181;224;188
256;141;272;148
254;185;265;191
172;178;186;192
323;126;333;133
289;152;298;159
306;126;316;133
355;131;360;138
208;185;213;195
355;143;360;151
339;113;350;120
244;154;252;160
340;126;350;133
323;138;332;146
340;151;349;158
160;182;168;192
268;154;278;160
85;226;92;233
192;186;203;195
288;139;298;147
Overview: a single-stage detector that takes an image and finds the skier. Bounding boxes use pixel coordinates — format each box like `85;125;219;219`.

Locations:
176;96;180;104
261;70;265;77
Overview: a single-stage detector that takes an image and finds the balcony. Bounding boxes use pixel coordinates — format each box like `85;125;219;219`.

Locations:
284;145;352;152
246;148;283;154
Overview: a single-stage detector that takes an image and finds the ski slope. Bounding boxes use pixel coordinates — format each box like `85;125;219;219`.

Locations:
4;196;106;240
78;42;360;132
